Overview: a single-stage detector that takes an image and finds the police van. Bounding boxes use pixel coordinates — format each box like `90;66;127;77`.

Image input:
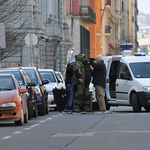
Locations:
103;53;150;112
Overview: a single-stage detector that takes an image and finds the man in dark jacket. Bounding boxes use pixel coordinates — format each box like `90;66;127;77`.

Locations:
90;55;106;112
63;62;74;113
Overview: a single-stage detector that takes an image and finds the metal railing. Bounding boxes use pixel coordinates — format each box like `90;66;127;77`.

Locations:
80;6;96;22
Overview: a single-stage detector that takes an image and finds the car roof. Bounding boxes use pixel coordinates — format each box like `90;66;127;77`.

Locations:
121;56;150;64
38;69;54;72
0;74;13;76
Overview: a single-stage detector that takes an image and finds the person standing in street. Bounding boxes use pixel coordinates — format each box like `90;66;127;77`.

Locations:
63;62;74;113
72;54;92;114
90;55;106;113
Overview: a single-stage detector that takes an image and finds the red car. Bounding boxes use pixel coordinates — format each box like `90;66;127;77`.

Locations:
0;74;28;126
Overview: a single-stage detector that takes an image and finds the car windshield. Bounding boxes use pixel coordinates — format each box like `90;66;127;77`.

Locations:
0;71;25;85
0;76;15;90
56;73;63;83
39;71;56;83
130;62;150;78
23;69;38;84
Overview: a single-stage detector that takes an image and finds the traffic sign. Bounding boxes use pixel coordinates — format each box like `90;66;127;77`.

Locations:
25;33;38;46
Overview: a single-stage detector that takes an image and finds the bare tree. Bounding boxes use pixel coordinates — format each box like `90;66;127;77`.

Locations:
0;0;33;60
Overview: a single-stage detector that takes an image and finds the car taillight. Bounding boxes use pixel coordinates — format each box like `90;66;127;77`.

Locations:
32;90;34;96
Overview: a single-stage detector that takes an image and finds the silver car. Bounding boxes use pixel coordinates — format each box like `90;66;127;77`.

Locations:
38;69;63;108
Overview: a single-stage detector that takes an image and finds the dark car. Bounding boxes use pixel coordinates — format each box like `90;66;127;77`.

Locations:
21;67;49;116
0;68;37;120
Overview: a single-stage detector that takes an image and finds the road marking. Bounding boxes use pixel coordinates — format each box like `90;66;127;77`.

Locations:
95;131;150;134
23;128;31;131
30;124;40;128
53;115;58;118
13;131;22;134
52;133;94;137
2;136;12;140
46;118;52;120
40;120;46;123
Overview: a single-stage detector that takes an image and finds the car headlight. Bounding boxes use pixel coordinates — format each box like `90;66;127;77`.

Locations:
48;91;53;95
1;102;17;107
143;86;150;92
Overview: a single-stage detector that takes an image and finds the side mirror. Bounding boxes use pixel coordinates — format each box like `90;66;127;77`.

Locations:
20;89;27;93
58;79;62;83
28;82;36;87
120;72;130;80
42;79;50;85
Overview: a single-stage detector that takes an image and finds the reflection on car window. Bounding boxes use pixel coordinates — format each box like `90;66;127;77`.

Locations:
39;71;56;82
23;69;38;84
118;63;132;80
130;62;150;78
0;76;15;90
0;71;25;85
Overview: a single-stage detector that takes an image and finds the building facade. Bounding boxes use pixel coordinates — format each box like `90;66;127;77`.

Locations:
1;0;71;73
66;0;96;60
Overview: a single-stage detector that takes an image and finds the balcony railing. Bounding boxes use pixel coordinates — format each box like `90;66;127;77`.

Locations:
80;6;96;24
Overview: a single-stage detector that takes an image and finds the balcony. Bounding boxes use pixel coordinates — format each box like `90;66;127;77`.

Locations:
105;25;112;37
79;6;96;24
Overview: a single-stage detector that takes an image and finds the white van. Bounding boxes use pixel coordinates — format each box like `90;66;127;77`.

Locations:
103;53;150;112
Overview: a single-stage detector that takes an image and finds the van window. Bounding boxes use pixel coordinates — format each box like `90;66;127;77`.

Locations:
118;63;132;80
130;62;150;78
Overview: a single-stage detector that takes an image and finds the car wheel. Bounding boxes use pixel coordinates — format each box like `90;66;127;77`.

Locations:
33;102;38;118
144;106;150;112
27;100;33;120
105;96;110;110
24;104;28;123
38;99;46;116
131;93;141;112
15;106;24;126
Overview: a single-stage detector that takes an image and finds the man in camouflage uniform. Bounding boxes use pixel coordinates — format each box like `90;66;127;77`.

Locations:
72;54;92;113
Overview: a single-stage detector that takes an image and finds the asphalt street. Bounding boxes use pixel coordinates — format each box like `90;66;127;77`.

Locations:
0;106;150;150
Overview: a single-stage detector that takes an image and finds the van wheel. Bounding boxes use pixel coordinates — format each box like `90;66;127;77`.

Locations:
131;93;141;112
38;99;46;116
144;106;150;112
15;107;24;126
105;96;110;110
24;104;28;123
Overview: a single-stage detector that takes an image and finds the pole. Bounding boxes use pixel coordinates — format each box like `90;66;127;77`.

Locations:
30;34;34;64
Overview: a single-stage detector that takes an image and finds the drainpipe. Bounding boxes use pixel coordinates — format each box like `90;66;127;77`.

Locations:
58;0;62;72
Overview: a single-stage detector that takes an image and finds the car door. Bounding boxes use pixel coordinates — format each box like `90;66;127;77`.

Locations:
116;63;132;104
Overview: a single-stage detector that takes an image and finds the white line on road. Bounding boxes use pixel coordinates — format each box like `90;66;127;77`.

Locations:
13;131;22;134
2;136;12;140
30;124;40;128
52;133;94;137
23;128;31;131
53;116;58;118
46;118;52;120
40;120;46;123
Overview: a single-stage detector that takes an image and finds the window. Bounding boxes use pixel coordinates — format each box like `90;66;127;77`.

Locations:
118;63;132;80
39;71;56;83
0;76;15;90
0;71;25;85
122;1;124;11
130;62;150;78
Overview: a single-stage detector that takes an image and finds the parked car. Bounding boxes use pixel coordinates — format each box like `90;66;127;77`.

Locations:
38;69;63;108
0;68;37;120
21;67;49;116
0;74;28;126
55;71;66;88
